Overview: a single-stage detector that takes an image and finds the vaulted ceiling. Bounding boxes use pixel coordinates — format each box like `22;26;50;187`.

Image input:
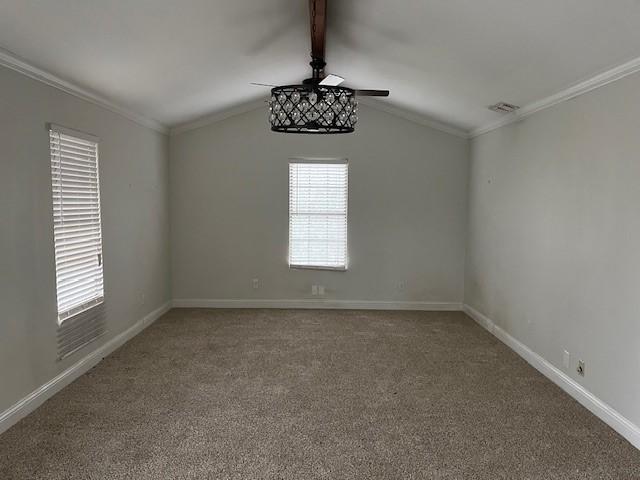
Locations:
1;0;640;133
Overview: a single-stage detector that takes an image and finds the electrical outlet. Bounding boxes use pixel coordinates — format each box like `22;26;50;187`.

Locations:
397;280;407;291
318;285;325;296
562;350;570;369
311;285;318;296
252;278;259;289
577;360;585;377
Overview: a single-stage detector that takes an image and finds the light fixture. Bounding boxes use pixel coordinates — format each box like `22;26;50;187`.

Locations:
269;84;358;134
256;0;388;134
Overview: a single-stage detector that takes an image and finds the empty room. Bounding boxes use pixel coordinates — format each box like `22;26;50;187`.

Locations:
1;1;640;478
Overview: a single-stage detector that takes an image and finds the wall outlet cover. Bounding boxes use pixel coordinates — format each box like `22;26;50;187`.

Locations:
318;285;325;296
577;360;585;377
563;350;570;369
311;285;318;296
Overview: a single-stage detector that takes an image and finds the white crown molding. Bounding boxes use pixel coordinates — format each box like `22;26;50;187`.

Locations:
174;54;640;139
471;55;640;138
0;301;171;436
0;47;168;135
169;95;472;139
172;298;463;311
463;304;640;451
358;97;471;139
170;99;268;136
5;41;639;141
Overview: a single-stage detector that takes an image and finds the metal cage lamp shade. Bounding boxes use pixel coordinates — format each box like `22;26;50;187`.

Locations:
269;85;358;134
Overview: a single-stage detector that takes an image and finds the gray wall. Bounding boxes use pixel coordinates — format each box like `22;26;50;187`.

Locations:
0;66;171;413
465;72;640;427
170;105;469;304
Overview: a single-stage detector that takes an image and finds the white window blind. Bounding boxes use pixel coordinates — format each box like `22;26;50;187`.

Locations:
49;126;104;323
289;159;348;270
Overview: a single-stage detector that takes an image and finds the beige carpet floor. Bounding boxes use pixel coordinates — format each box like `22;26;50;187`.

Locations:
0;309;639;479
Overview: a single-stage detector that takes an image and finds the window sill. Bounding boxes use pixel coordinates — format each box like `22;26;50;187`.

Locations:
289;264;347;272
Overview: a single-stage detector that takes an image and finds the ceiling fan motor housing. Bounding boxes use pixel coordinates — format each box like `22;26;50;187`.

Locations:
269;85;358;134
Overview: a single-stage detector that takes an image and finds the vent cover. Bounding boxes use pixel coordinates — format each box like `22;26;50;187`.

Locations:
488;102;520;113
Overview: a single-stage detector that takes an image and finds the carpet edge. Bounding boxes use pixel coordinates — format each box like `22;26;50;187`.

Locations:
0;300;172;435
462;303;640;451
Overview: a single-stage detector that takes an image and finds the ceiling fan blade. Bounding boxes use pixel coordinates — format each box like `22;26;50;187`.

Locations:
309;0;327;64
355;89;390;97
250;82;276;87
319;74;345;86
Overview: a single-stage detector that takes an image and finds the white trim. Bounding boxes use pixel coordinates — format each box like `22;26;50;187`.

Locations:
170;99;268;136
0;47;168;135
358;97;471;139
172;298;462;311
172;54;640;139
0;301;171;436
471;55;640;138
169;95;472;139
5;38;639;141
463;304;640;451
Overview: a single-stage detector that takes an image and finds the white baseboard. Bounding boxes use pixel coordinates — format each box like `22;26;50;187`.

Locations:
0;301;172;436
463;304;640;451
12;301;634;451
172;298;463;311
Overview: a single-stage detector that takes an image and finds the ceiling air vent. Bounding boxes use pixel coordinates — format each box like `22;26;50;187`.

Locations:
488;102;520;113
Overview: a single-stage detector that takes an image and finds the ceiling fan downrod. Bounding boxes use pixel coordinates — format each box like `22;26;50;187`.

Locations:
267;0;387;133
308;0;326;83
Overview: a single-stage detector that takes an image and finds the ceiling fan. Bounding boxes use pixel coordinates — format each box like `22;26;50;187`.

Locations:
252;0;390;134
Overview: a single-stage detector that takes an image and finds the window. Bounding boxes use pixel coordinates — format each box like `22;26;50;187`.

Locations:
49;125;104;324
289;158;348;270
